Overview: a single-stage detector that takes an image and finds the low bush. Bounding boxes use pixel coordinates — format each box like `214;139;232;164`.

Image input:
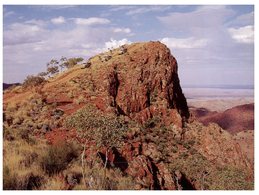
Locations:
169;151;253;190
65;104;128;149
208;166;254;190
40;141;80;175
23;75;46;88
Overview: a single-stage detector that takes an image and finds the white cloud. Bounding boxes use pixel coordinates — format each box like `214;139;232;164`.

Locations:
52;5;77;9
25;19;46;26
51;16;65;24
158;6;234;31
228;11;254;27
109;5;171;15
31;5;78;10
161;37;208;49
9;23;41;32
113;28;131;33
73;17;110;26
228;25;254;44
125;6;171;15
104;38;131;51
4;11;15;17
81;43;92;49
4;23;47;45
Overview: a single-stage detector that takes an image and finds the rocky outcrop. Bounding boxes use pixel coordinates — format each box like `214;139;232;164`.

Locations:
94;141;177;190
84;41;189;127
75;42;192;189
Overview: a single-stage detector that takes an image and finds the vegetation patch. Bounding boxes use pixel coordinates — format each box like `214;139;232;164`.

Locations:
40;141;80;175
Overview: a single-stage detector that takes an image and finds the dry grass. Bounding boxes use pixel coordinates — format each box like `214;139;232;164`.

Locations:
3;137;82;190
3;139;47;190
40;141;80;175
39;176;64;190
3;130;135;190
43;65;84;90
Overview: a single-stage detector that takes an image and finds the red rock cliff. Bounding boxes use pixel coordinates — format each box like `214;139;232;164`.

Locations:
84;41;189;127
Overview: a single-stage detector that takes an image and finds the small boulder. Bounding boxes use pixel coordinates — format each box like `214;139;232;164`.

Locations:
118;46;127;55
65;172;82;187
52;109;64;118
41;124;51;133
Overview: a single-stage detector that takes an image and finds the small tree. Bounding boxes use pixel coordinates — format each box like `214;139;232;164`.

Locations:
45;57;84;73
63;57;84;69
46;59;59;76
23;75;46;88
47;59;59;67
65;105;127;186
47;66;59;76
38;72;48;78
59;56;68;71
77;57;84;62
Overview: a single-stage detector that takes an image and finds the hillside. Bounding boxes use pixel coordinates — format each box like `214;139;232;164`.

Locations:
3;41;253;190
190;103;254;134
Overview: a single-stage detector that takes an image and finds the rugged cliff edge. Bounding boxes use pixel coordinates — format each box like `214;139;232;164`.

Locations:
78;41;189;127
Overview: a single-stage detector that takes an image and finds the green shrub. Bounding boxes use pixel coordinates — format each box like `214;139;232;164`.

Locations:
143;117;161;129
65;105;128;149
23;75;46;88
169;152;253;190
208;166;254;190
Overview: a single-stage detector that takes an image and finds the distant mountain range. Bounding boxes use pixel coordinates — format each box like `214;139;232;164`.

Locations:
182;84;254;89
190;103;254;134
3;83;20;90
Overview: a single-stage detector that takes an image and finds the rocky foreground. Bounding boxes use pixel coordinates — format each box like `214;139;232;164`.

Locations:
3;42;254;190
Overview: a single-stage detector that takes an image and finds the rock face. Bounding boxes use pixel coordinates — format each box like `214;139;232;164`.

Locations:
93;141;178;190
85;41;189;127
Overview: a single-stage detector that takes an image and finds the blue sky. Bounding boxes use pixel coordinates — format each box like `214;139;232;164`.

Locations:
3;5;254;86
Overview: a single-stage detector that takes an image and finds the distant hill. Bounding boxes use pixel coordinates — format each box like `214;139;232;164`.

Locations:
191;103;254;134
3;82;20;90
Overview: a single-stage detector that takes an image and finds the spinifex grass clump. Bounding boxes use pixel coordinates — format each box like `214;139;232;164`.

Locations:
40;141;80;175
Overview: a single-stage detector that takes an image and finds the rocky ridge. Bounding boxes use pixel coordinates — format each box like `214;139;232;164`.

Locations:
77;41;189;126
